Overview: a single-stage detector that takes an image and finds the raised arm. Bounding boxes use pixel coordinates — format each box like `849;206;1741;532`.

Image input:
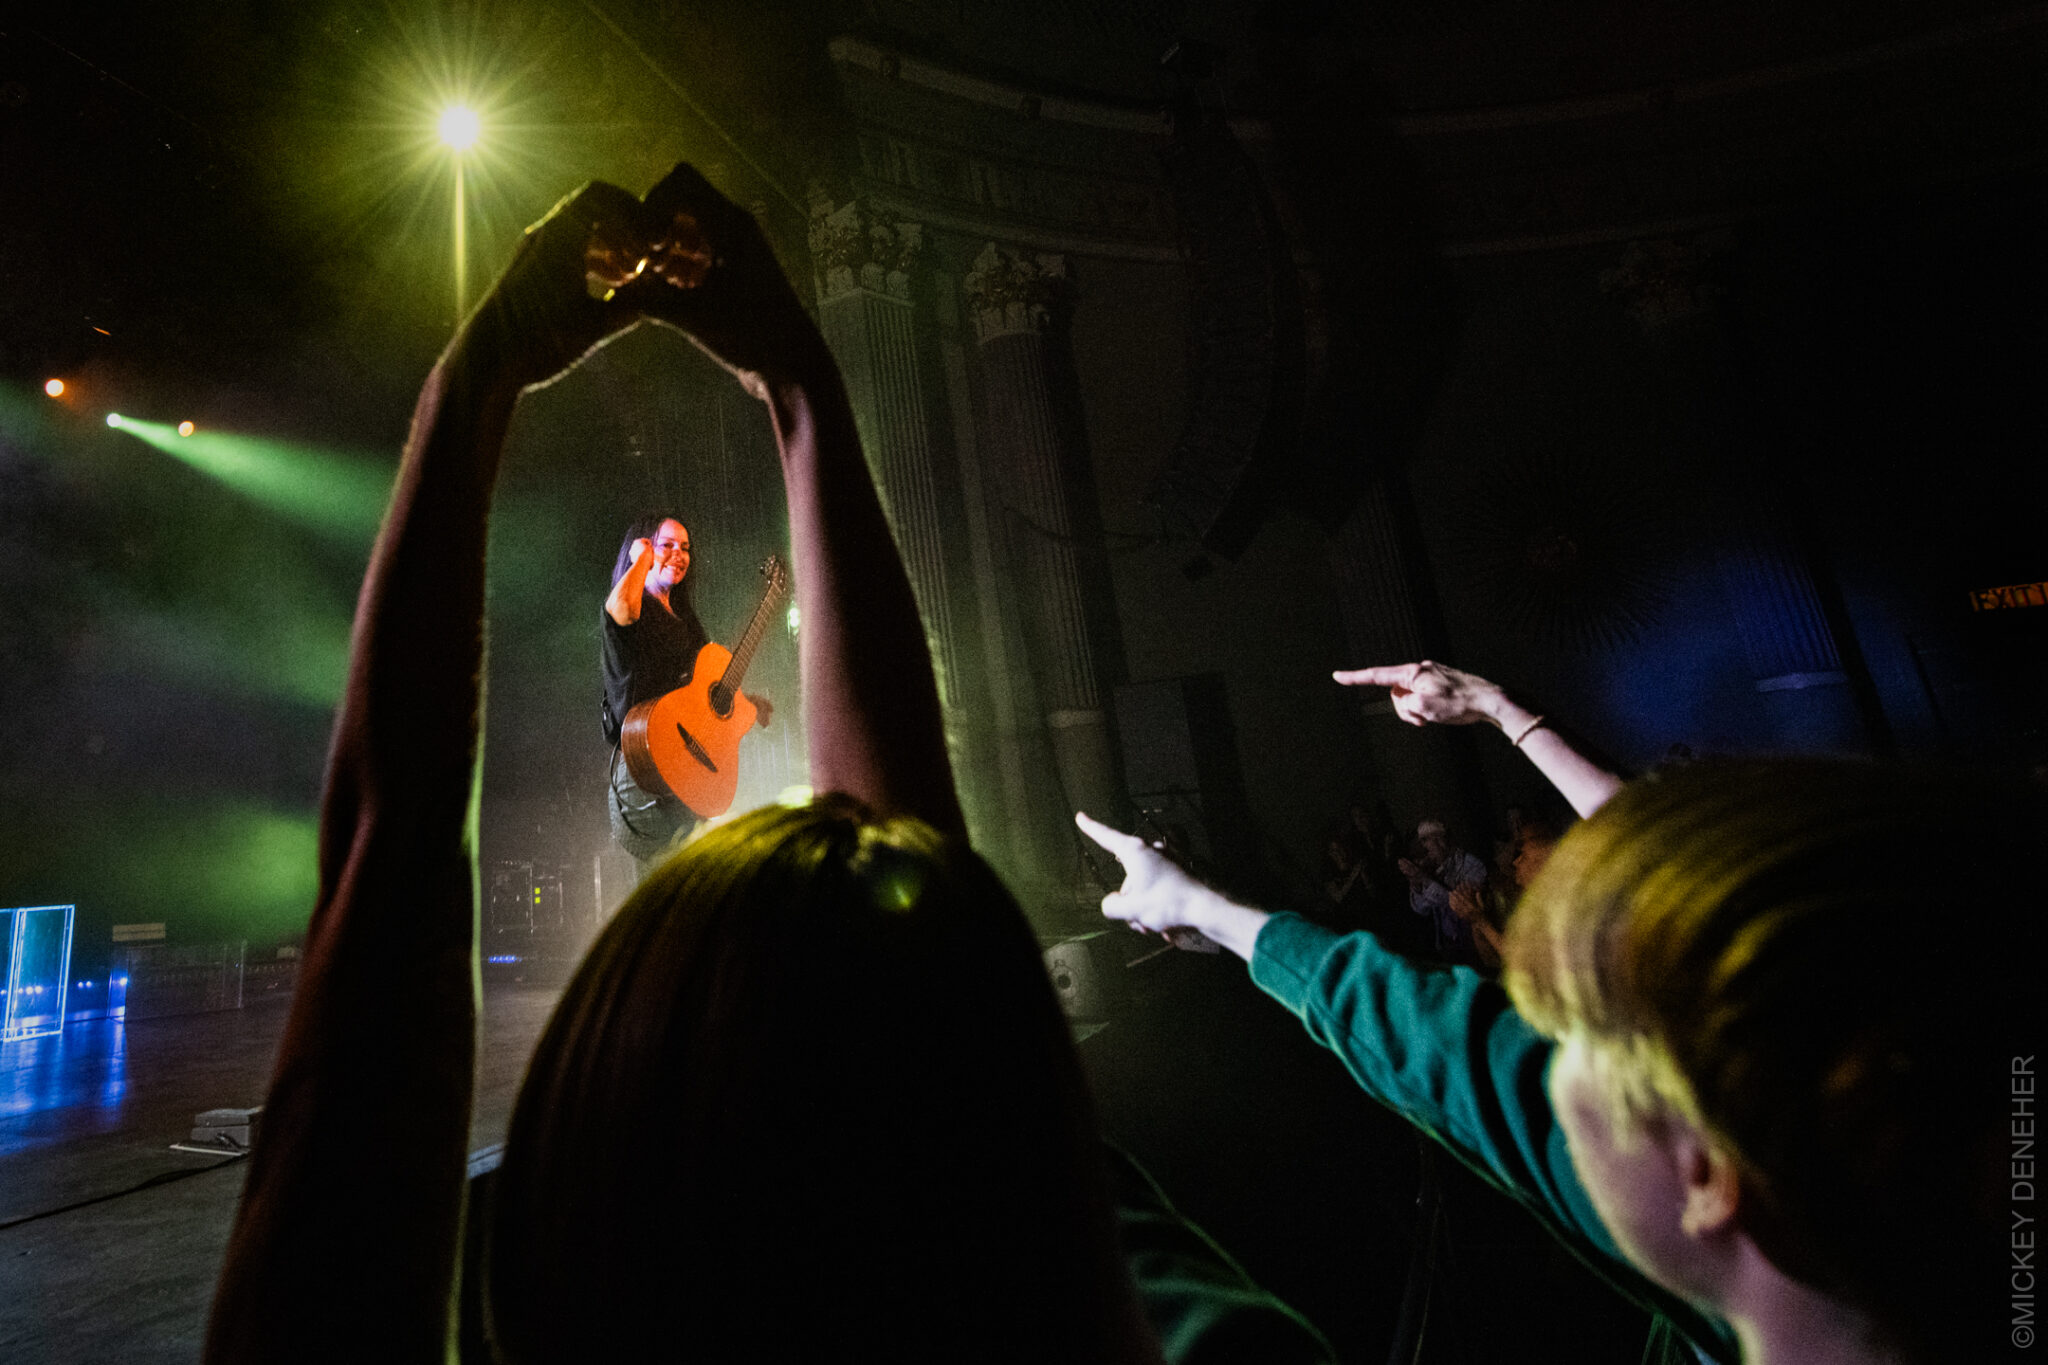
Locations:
205;183;644;1365
604;538;658;624
621;166;964;837
1334;662;1624;819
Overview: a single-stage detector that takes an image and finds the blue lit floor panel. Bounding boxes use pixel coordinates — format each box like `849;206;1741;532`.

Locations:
0;983;563;1365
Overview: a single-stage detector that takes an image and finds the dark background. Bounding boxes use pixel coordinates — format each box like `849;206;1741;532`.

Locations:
2;6;2043;1358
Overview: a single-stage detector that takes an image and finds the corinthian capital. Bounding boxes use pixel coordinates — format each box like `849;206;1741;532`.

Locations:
808;194;925;302
963;242;1070;341
1598;234;1729;332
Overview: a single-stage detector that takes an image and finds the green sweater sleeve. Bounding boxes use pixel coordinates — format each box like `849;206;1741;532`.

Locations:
1247;912;1740;1365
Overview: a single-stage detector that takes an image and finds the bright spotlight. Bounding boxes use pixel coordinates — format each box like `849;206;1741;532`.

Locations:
45;378;65;397
438;105;481;151
106;413;123;428
178;420;195;437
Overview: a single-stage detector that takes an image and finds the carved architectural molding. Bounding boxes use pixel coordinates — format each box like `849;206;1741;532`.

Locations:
962;242;1070;341
829;36;1180;262
1598;234;1730;331
807;193;925;303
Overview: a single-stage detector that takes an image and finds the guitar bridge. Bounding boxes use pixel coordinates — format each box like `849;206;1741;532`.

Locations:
674;723;719;773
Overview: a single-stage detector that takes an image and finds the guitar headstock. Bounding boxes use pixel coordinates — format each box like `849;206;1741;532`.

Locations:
758;554;790;599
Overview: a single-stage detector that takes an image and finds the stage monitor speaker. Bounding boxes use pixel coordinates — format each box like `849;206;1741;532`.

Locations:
1043;935;1119;1021
109;939;245;1021
486;861;534;937
489;860;588;941
531;864;568;933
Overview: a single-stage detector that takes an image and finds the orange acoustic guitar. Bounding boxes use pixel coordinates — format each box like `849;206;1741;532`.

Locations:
620;555;790;820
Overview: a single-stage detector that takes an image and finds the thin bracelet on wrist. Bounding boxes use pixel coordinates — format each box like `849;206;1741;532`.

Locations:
1509;714;1548;748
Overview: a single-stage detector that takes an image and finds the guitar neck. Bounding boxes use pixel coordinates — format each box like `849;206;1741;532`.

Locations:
716;567;788;698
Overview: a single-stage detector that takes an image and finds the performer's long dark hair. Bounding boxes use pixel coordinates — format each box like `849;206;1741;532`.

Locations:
610;509;699;619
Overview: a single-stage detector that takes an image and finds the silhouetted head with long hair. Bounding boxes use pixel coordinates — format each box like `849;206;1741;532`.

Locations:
486;797;1148;1362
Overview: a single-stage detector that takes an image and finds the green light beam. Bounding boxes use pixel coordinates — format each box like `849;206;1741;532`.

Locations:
118;598;351;709
110;418;392;544
102;802;320;941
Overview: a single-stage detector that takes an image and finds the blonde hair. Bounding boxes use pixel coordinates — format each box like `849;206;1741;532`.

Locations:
1503;757;2033;1362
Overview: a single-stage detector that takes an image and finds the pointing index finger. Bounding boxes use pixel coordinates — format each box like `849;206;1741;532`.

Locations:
1074;810;1140;857
1333;664;1419;689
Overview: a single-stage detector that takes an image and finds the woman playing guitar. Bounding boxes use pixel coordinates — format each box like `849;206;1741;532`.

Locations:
601;512;772;878
601;512;707;875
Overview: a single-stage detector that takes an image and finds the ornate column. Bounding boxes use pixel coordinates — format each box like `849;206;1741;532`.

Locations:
963;242;1125;838
807;196;965;721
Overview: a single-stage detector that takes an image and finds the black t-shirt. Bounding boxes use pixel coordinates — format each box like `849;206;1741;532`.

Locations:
600;595;709;746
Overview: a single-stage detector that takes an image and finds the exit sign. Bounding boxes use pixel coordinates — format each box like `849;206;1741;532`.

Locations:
1968;581;2048;612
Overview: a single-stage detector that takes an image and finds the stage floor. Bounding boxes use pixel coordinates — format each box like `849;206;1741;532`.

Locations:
0;982;561;1365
